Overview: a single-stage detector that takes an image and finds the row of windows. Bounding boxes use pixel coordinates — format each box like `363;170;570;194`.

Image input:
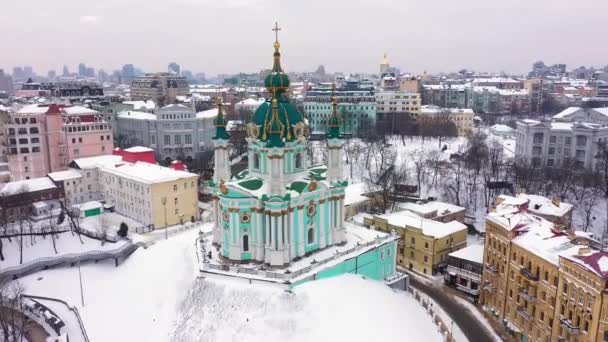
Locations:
7;127;39;135
64;124;111;133
163;134;193;145
8;137;40;145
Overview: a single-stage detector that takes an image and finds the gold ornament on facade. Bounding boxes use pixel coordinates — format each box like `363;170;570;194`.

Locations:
219;179;228;195
308;179;317;192
307;202;317;217
294;122;306;139
246;122;260;139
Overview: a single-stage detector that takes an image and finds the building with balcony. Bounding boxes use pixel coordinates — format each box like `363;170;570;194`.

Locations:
6;104;113;181
471;86;530;114
480;194;608;342
445;244;484;299
129;72;189;104
114;104;216;166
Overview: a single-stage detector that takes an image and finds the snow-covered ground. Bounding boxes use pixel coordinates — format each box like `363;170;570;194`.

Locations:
173;275;446;342
0;232;127;269
16;227;448;342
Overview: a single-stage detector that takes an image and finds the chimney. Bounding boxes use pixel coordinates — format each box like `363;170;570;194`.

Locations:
578;245;591;256
567;229;576;241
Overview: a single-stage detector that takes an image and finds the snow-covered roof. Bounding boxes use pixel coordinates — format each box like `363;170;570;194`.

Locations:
63;106;98;115
497;194;573;218
236;98;265;106
563;250;608;279
72;155;124;169
378;211;467;239
101;161;197;184
490;124;514;133
196;108;218;119
16;104;50;114
472;77;521;84
48;169;82;182
74;201;103;212
124;146;154;153
398;201;465;217
123;100;156;110
0;177;57;196
117;110;157;120
449;244;484;264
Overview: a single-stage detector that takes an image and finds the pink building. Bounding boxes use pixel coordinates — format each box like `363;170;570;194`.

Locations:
6;104;113;180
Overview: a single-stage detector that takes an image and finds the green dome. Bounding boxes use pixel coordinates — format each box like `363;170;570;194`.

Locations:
252;94;303;147
250;40;304;147
265;71;290;93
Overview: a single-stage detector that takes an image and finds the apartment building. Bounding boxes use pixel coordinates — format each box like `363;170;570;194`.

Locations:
100;162;198;228
515;119;608;170
445;244;484;299
130;72;189;104
419;105;475;137
6;104;113;181
367;210;468;275
421;83;470;108
481;194;605;342
375;90;421;117
115;104;216;164
303;85;376;134
471;86;530;114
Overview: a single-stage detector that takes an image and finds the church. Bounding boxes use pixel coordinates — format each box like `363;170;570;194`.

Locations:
211;25;349;267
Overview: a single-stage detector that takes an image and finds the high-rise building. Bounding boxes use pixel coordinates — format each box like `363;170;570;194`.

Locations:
168;62;181;76
62;65;70;77
0;69;14;94
380;53;390;75
129;72;188;104
47;70;57;80
12;67;24;80
78;63;87;76
121;64;136;84
23;66;34;78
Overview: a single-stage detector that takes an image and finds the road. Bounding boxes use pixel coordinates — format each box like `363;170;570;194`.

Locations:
409;276;499;342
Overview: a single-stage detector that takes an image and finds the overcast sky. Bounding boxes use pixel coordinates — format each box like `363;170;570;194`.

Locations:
1;0;607;76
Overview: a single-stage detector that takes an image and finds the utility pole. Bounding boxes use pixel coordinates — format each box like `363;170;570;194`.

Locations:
162;196;168;239
78;259;85;307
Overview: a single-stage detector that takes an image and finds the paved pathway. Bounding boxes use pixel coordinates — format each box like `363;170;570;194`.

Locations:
0;306;49;342
408;275;499;342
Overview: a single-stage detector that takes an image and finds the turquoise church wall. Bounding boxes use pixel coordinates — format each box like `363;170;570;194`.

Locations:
289;239;398;288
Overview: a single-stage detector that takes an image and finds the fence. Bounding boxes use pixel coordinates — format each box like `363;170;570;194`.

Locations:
23;294;90;342
407;287;456;342
0;241;138;281
202;234;396;282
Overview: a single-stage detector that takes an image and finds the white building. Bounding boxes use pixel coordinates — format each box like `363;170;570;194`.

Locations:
515;107;608;170
515;119;608;169
375;90;421;117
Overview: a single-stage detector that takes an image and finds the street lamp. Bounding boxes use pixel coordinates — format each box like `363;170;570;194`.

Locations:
161;196;167;239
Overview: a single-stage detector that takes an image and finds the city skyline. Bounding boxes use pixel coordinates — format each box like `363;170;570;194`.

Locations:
1;0;607;76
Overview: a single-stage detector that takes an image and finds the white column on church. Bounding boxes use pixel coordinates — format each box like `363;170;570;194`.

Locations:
278;212;284;250
290;208;295;258
265;213;271;248
299;205;305;255
319;200;327;249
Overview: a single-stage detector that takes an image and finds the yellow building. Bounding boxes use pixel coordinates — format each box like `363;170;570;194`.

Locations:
367;211;467;275
100;162;199;228
419;105;475;137
481;194;608;342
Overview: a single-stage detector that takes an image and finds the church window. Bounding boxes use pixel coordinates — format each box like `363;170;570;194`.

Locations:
243;235;249;252
307;227;314;244
241;212;251;224
307;203;316;217
254;153;260;170
295;153;302;169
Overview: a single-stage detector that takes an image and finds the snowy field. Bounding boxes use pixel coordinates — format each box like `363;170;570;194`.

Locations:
15;227;448;342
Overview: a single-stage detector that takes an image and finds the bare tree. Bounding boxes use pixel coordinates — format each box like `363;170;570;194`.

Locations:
444;156;466;206
60;202;84;244
0;282;26;342
410;149;428;197
99;216;110;246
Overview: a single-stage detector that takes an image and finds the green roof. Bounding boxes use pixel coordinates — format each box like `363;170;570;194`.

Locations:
237;178;264;191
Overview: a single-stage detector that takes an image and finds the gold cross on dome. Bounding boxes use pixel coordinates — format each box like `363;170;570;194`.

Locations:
272;22;281;43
